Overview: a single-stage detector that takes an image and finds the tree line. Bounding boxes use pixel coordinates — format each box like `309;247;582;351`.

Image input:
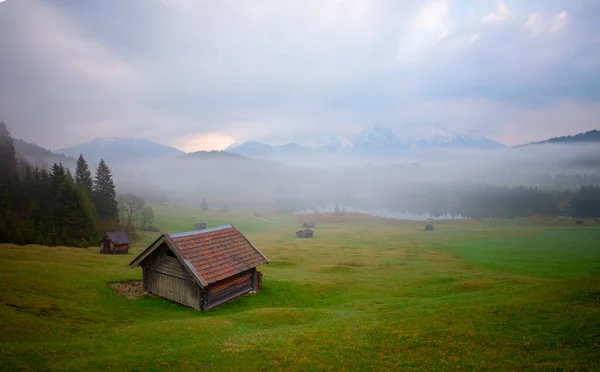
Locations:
0;122;119;247
374;182;600;219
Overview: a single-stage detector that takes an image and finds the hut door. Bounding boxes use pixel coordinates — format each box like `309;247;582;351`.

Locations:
103;240;111;253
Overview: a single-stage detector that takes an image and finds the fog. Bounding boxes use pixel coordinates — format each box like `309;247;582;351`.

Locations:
111;143;600;218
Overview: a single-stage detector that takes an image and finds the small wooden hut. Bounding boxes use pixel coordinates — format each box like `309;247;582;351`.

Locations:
296;229;314;238
129;224;269;311
99;231;130;254
303;221;316;228
194;222;207;230
425;224;434;231
575;220;585;225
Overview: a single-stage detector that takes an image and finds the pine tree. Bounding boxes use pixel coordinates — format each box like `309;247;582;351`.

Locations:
75;154;94;197
54;178;97;247
201;198;208;211
50;163;66;196
0;121;17;179
0;122;19;243
93;159;118;220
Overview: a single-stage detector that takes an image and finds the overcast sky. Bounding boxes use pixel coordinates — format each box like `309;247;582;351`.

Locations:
0;0;599;151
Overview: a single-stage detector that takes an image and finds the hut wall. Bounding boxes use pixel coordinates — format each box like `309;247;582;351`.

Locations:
141;243;202;310
113;244;129;254
100;240;110;254
204;269;256;310
100;239;129;254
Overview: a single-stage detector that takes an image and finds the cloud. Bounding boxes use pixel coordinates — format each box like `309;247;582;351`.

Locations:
551;11;568;31
526;10;568;36
0;0;139;148
481;1;510;24
0;0;599;151
398;0;451;61
379;98;600;146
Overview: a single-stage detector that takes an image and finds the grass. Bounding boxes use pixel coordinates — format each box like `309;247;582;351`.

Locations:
1;207;599;371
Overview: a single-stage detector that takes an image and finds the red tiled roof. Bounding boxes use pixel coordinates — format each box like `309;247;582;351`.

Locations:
168;225;269;285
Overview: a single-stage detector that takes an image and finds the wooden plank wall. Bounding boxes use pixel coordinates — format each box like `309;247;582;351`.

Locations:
205;269;255;309
142;243;201;310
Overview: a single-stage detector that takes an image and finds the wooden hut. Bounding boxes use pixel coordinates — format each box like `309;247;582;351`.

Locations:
296;229;314;238
99;231;130;254
575;220;585;225
129;224;269;311
425;224;434;231
194;222;207;230
303;221;316;228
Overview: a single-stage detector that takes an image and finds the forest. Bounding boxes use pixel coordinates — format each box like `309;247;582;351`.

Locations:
0;122;119;247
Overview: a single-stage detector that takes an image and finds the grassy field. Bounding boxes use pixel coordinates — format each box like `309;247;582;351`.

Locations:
1;206;599;371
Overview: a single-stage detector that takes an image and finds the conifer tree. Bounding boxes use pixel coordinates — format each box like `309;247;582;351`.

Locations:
93;159;118;220
0;121;17;179
0;121;18;243
75;154;94;197
54;177;97;246
50;163;66;196
201;197;208;211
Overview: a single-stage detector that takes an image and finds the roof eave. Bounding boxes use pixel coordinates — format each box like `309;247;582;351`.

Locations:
231;224;270;264
128;234;165;268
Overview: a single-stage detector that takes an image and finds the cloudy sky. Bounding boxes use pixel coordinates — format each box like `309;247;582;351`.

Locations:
0;0;599;151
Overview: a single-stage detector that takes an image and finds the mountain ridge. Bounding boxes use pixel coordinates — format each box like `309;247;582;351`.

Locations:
13;138;76;168
56;137;185;165
226;124;507;158
518;129;600;147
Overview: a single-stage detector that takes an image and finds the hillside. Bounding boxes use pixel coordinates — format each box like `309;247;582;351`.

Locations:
520;129;600;147
56;137;185;165
13;138;76;168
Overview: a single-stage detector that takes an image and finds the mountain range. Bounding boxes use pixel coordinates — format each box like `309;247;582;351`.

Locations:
10;126;598;167
55;137;185;165
225;124;507;158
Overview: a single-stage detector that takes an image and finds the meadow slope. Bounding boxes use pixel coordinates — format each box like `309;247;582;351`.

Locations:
1;207;599;371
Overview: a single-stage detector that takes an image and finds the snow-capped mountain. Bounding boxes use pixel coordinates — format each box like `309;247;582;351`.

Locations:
55;137;185;165
350;125;405;154
226;124;506;158
391;123;505;150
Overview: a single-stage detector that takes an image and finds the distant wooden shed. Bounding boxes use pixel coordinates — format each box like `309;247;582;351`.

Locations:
194;222;207;230
129;224;269;311
575;220;585;225
99;231;130;254
303;221;316;228
296;229;314;238
425;224;434;231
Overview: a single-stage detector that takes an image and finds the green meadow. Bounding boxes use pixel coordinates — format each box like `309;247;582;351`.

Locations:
1;206;599;371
